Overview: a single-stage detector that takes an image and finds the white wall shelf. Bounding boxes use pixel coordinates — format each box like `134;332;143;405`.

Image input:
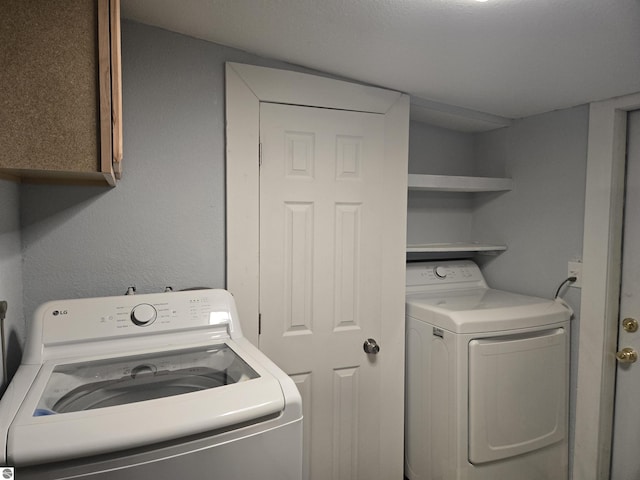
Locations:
407;243;507;255
407;174;512;258
408;174;513;192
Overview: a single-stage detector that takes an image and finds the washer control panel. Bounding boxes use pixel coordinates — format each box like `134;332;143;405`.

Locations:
38;289;235;346
406;260;486;287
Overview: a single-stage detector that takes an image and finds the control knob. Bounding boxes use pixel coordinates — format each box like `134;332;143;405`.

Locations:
131;303;157;326
434;266;448;279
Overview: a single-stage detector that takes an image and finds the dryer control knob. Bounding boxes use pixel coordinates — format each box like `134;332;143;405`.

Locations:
131;303;157;326
434;266;448;279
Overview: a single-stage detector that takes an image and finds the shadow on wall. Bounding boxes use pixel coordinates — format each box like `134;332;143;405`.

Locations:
2;330;22;395
19;183;112;230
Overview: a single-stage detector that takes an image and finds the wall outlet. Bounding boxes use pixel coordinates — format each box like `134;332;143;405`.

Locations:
568;261;582;288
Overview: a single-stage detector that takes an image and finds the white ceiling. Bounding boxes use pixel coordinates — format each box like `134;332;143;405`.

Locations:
122;0;640;131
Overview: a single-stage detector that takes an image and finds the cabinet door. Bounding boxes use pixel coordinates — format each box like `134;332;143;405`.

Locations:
0;0;120;185
468;328;568;464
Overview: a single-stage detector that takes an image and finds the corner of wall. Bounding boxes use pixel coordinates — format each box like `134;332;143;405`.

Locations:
0;178;25;389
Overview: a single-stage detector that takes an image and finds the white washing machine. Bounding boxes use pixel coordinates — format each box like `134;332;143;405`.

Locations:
0;289;302;480
404;260;571;480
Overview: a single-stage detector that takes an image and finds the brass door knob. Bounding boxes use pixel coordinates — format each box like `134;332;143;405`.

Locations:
623;318;639;333
616;347;638;364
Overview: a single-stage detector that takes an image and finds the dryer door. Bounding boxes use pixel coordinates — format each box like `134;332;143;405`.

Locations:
468;327;568;464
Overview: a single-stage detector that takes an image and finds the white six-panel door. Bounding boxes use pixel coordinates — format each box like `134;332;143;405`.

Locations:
611;110;640;479
259;102;386;480
226;62;409;480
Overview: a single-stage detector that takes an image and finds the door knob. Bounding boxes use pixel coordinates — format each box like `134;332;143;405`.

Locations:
363;338;380;355
616;347;638;364
623;318;639;333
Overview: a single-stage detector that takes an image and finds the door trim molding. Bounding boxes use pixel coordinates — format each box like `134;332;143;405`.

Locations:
574;91;640;479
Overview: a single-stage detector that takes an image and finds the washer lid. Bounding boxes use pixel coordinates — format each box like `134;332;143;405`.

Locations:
406;288;571;333
7;340;285;467
35;343;259;415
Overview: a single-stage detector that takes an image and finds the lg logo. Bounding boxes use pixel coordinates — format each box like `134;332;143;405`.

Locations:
52;309;68;316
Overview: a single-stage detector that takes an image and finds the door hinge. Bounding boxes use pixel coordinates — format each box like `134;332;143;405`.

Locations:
259;142;263;167
258;313;262;335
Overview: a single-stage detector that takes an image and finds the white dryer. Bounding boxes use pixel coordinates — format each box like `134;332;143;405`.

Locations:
0;289;302;479
404;260;571;480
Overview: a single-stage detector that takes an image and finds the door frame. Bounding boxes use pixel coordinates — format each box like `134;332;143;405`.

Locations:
225;62;410;478
573;91;640;479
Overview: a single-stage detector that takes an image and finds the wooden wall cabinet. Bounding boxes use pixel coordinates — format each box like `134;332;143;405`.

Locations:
0;0;122;186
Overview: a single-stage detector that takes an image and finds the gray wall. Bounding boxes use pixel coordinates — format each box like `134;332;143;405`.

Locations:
472;105;588;310
409;121;476;176
19;21;317;324
407;122;476;245
0;179;24;387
